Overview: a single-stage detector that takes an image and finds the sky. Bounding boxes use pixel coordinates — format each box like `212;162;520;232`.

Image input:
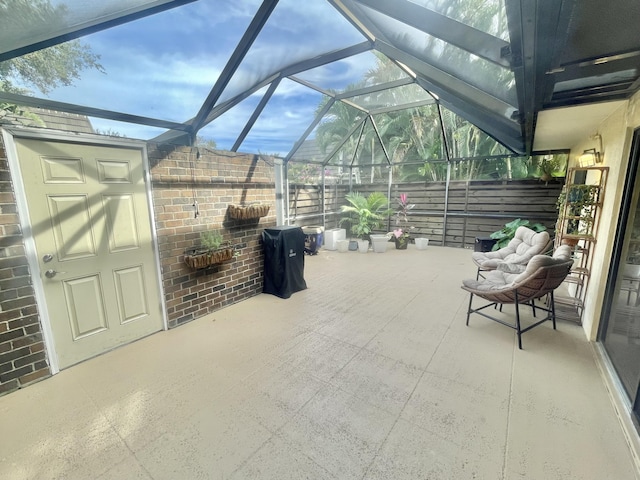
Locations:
38;0;375;156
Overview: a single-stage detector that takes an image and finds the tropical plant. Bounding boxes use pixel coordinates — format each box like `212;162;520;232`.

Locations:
339;192;393;239
490;218;547;251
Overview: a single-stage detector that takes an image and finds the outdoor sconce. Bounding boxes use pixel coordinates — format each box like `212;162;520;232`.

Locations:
579;148;602;167
579;148;601;167
579;133;603;167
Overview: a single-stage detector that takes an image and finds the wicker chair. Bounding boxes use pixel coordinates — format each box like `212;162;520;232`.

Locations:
471;226;552;278
462;246;573;349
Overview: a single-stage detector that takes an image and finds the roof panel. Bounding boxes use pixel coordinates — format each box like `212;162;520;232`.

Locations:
211;0;366;109
234;78;324;156
293;51;405;92
346;83;434;111
406;0;510;41
356;4;517;106
1;0;256;123
0;0;195;60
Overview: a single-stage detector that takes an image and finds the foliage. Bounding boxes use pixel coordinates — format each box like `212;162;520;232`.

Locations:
556;184;600;235
392;193;415;238
0;0;103;94
196;136;217;150
0;1;104;123
200;231;224;251
288;162;322;184
489;218;547;251
339;192;392;239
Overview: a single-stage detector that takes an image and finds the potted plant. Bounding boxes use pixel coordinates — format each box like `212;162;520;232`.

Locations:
391;193;414;250
556;183;600;245
184;230;235;268
489;218;547;251
340;191;392;253
536;155;566;183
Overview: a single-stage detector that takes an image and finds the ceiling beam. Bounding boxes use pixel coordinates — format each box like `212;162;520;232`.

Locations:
285;98;336;163
0;91;189;131
376;41;520;133
191;0;279;135
231;78;281;152
355;0;511;68
0;0;197;62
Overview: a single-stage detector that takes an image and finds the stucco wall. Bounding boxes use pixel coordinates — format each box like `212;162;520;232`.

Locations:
570;90;640;340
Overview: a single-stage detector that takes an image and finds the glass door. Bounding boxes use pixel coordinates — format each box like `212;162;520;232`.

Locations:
601;128;640;419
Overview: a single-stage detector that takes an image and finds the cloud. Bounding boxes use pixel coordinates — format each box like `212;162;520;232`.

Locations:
29;0;376;157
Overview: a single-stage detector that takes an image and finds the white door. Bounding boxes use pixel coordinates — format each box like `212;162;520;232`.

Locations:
14;138;163;369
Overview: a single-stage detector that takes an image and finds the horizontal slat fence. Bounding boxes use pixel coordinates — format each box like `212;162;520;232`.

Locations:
288;179;563;248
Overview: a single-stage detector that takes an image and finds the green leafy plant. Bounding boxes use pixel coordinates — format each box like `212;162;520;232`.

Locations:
200;230;224;251
490;218;547;251
339;192;393;239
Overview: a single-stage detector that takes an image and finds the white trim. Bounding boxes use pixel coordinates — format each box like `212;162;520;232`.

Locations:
1;126;169;374
593;342;640;476
2;128;60;374
140;143;169;331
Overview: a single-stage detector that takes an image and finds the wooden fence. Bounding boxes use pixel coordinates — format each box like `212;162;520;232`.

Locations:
288;179;564;248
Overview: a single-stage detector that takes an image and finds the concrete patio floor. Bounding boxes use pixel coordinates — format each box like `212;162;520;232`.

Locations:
1;245;639;479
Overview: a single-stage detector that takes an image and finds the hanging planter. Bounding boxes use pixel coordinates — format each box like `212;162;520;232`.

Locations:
184;243;235;269
184;231;235;269
227;203;270;220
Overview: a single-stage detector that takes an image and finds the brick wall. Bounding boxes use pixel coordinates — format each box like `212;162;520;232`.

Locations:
0;136;50;396
0;138;277;397
148;144;276;328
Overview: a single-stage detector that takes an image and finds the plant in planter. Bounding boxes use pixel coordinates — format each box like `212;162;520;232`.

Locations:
391;193;415;250
489;218;547;251
184;230;235;269
339;191;392;253
535;155;566;183
556;183;600;244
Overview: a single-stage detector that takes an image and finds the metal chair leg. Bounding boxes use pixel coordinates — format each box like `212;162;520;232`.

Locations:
466;292;474;326
515;290;523;349
550;290;557;330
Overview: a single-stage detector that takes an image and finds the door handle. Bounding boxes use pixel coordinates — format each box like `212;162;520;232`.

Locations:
44;269;66;278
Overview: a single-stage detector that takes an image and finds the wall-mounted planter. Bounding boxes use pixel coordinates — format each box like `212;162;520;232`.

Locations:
184;244;234;269
228;203;270;220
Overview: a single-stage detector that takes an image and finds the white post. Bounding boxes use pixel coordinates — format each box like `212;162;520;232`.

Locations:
274;157;286;226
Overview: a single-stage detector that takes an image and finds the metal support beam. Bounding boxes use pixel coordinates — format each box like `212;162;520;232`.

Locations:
369;115;391;165
191;0;279;134
0;91;190;132
0;0;197;62
285;98;336;163
356;0;511;68
232;78;281;152
322;117;366;165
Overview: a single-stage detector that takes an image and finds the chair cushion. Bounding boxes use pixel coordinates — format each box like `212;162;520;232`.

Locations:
463;246;574;295
472;226;550;269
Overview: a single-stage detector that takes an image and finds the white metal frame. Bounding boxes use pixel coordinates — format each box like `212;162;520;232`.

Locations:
1;126;169;374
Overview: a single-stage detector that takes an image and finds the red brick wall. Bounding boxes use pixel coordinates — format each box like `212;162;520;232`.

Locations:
0;136;50;396
148;144;276;328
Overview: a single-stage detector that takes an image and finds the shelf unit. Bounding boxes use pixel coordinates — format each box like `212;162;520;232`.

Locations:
554;166;609;323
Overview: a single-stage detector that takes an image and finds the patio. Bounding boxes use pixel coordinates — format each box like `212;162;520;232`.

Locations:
0;245;637;479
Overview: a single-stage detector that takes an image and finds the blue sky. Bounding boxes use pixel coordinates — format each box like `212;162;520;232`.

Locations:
40;0;374;156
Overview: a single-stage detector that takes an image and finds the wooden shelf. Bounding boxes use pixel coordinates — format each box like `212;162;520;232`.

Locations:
555;166;609;323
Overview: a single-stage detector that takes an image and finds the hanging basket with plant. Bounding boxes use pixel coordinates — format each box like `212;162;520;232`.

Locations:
184;231;235;269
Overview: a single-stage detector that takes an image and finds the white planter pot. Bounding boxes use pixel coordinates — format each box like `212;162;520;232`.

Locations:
324;228;346;250
336;240;349;253
415;237;429;250
357;239;369;253
370;234;389;253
